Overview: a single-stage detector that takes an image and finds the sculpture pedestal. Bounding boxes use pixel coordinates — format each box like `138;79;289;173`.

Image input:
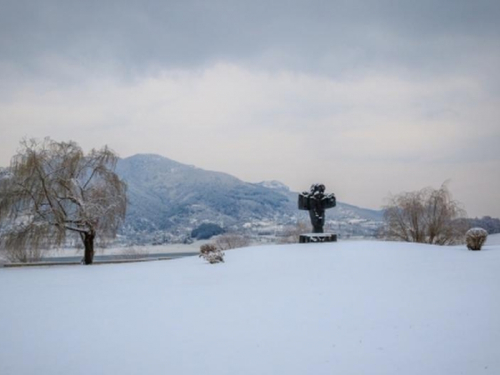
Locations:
299;233;337;243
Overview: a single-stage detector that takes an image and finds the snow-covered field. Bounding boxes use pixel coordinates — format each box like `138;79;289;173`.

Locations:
1;238;499;375
486;233;500;246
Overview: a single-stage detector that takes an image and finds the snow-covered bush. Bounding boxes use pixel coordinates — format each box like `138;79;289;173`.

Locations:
199;243;225;264
465;228;488;251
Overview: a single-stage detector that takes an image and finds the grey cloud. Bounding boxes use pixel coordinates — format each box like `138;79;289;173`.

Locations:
1;0;499;80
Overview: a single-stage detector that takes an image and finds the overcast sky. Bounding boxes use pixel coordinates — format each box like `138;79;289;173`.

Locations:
1;0;499;217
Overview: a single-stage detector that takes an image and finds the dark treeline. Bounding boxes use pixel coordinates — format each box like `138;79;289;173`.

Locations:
466;216;500;234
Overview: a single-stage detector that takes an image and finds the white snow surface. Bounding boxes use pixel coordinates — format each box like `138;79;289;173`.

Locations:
1;240;499;375
486;233;500;246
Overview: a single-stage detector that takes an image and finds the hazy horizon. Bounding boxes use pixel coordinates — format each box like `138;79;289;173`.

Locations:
1;0;499;217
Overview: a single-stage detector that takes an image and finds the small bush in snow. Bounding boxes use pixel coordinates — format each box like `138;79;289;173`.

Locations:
199;243;225;264
214;234;250;250
465;228;488;251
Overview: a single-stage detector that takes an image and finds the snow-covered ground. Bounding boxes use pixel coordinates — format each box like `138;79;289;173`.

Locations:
0;239;499;375
486;232;500;246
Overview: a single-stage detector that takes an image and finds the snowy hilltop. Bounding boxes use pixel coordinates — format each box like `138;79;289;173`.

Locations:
1;237;499;374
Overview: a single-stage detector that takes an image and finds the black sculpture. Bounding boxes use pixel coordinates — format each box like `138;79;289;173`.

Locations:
298;184;336;233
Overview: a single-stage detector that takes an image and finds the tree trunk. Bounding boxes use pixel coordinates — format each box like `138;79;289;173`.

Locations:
83;232;96;265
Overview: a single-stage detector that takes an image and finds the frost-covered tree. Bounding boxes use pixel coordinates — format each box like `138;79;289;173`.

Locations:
382;182;467;245
0;138;127;264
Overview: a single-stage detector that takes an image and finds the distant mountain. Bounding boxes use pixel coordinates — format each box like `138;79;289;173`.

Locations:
116;154;292;242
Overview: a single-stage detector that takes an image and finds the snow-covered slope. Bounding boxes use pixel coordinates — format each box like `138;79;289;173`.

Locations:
486;233;500;245
1;241;499;375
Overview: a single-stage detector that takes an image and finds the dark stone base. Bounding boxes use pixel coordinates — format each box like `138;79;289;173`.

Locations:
299;233;337;243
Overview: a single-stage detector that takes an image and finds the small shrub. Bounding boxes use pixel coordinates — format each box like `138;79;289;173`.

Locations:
278;221;310;244
199;243;225;264
465;227;488;251
214;234;250;250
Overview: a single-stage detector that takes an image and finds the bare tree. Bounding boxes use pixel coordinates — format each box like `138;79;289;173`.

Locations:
382;182;468;245
278;221;310;244
214;233;251;250
0;138;127;264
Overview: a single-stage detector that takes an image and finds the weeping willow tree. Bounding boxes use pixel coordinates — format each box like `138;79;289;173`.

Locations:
0;138;127;264
382;182;468;245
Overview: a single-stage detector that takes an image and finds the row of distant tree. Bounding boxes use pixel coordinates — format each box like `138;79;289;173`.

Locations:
463;216;500;234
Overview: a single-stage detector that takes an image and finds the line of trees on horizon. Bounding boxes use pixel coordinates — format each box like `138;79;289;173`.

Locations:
463;216;500;234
